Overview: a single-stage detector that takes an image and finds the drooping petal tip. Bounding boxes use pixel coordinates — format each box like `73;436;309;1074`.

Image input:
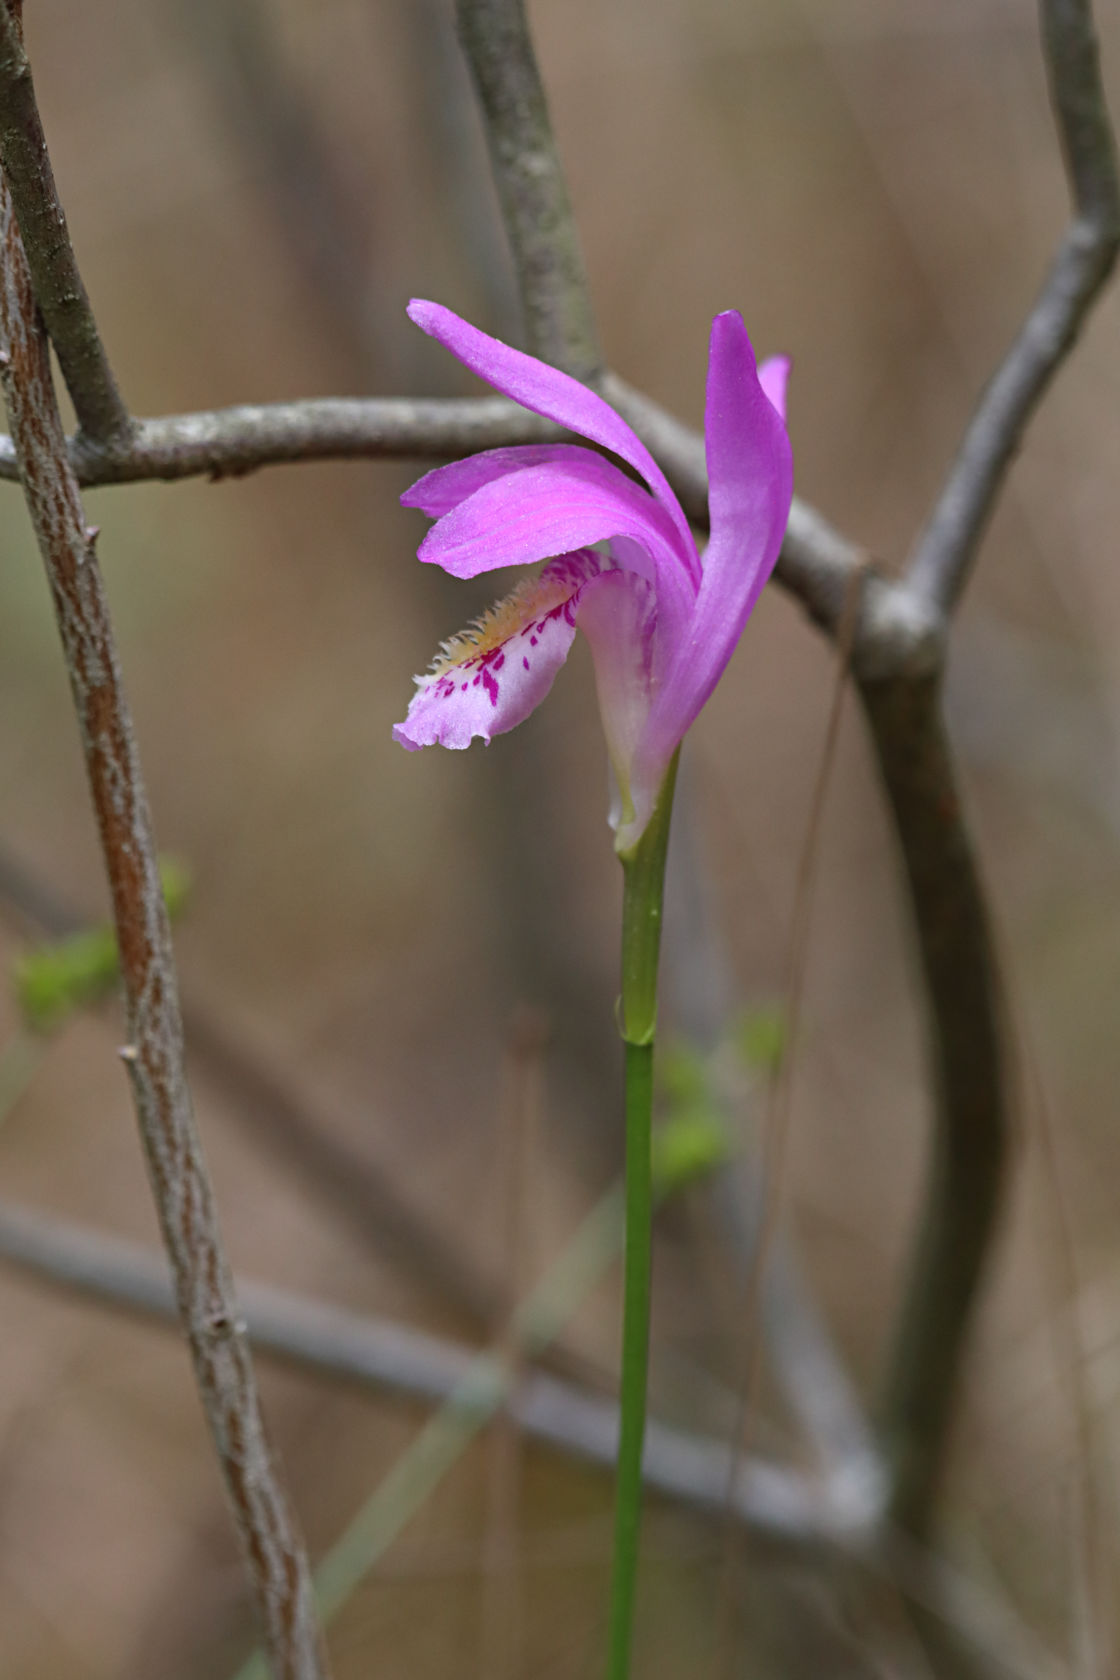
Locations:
405;298;700;566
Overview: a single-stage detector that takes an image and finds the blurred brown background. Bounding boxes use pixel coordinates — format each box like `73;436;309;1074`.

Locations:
0;0;1116;1674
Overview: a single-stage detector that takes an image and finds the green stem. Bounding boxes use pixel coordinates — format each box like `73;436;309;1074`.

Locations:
607;750;679;1680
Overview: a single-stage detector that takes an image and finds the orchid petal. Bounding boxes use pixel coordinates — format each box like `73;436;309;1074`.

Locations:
641;310;793;770
759;355;791;422
402;443;609;518
408;300;698;573
393;551;601;751
417;458;697;639
574;569;661;850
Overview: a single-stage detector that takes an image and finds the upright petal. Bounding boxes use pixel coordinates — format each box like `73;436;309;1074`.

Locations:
408;300;698;575
393;551;601;751
641;311;793;770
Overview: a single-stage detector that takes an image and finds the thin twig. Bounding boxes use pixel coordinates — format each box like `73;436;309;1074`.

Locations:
454;0;601;378
0;1194;1066;1680
0;4;131;444
906;0;1120;611
0;178;327;1679
0;1194;856;1551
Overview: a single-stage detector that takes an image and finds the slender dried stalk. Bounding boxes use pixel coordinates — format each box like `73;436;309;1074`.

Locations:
0;3;131;443
0;175;328;1680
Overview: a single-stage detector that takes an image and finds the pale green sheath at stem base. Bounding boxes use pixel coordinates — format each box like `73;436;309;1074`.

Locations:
607;747;680;1680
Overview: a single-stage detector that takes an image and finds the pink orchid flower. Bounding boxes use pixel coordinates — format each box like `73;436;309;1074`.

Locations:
394;301;793;853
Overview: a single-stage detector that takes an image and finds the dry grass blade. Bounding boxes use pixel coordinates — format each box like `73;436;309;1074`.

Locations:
714;563;867;1674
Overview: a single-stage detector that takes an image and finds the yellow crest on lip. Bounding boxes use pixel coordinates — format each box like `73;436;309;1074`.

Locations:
422;569;579;682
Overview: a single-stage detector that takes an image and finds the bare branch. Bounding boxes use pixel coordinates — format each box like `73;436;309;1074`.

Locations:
455;0;601;378
907;0;1120;611
0;1195;872;1553
0;6;131;444
65;396;554;483
0;382;937;678
0;179;327;1679
860;674;1008;1542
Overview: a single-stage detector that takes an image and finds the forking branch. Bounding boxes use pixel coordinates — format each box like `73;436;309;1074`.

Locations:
0;3;132;445
907;0;1120;611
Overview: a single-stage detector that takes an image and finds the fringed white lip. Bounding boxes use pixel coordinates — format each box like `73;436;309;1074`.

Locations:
393;551;603;752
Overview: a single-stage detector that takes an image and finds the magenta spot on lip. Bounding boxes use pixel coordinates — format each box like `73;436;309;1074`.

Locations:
530;635;538;646
523;657;530;670
461;682;468;691
482;667;499;707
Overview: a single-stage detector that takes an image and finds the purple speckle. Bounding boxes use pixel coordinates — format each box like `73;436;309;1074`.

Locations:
523;657;530;670
530;635;538;646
